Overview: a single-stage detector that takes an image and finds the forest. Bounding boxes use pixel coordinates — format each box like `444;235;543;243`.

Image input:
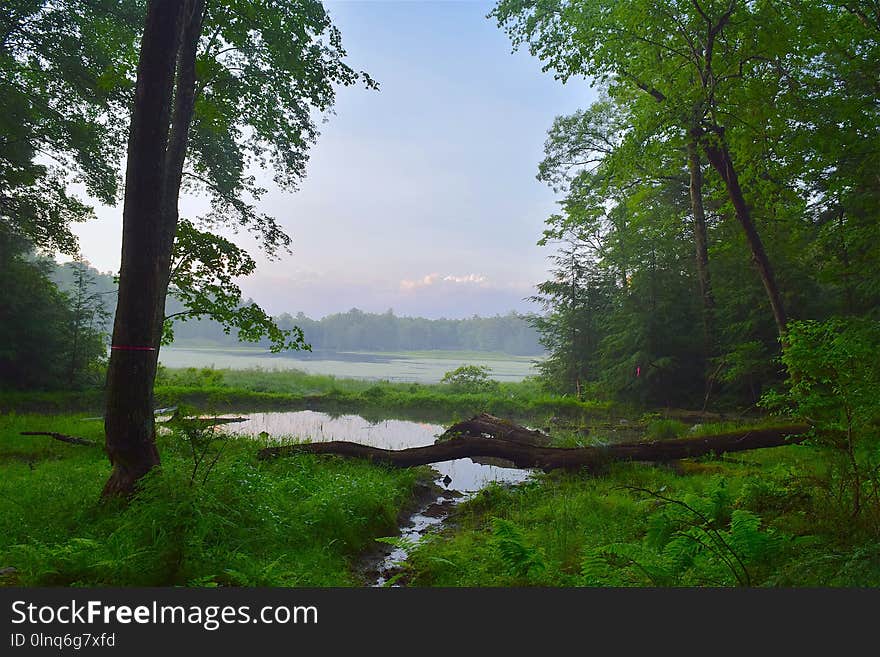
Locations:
0;0;878;594
0;249;542;391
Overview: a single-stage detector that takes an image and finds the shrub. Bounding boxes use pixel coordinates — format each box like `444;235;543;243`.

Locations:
439;364;500;393
761;317;880;520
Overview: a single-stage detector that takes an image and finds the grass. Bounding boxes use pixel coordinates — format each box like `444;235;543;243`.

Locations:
0;366;615;424
401;442;880;587
3;372;876;588
0;412;423;586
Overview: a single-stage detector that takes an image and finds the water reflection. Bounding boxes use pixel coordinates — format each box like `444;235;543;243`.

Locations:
225;410;530;492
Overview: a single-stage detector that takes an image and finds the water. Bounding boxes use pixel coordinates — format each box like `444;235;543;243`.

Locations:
225;410;530;493
159;347;538;383
223;410;531;585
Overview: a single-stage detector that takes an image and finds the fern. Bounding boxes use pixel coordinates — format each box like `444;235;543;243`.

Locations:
490;518;546;579
581;481;785;587
582;542;674;586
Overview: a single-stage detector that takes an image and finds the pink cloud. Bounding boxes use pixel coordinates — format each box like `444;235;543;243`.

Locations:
400;272;487;291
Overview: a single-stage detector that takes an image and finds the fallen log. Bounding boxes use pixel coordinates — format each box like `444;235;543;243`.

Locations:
160;416;249;428
440;413;551;446
257;416;810;471
20;431;97;446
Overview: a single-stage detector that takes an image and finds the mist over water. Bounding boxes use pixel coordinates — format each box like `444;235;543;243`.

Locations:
159;347;539;383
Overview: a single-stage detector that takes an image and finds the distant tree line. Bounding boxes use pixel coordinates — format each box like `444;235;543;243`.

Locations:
53;261;544;355
0;252;543;391
171;308;544;355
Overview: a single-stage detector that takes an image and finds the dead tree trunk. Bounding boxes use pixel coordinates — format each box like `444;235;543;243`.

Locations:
258;414;809;472
442;414;552;446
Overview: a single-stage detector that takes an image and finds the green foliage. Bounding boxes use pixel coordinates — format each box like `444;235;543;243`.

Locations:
406;446;880;587
164;220;308;353
762;317;880;519
439;365;500;393
0;413;419;586
645;419;687;441
0;0;140;253
156;366;224;389
529;236;611;396
164;407;231;487
582;481;783;586
375;535;425;553
768;318;880;434
490;518;546;579
0;234;107;389
2;0;378;360
490;0;880;410
147;367;613;424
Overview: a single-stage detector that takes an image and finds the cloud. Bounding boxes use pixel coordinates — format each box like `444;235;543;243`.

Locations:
400;272;487;291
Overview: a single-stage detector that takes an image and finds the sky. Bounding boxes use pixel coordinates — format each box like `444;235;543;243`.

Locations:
71;0;597;320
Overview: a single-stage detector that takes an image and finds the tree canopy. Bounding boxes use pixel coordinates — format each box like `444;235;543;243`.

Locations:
493;0;880;405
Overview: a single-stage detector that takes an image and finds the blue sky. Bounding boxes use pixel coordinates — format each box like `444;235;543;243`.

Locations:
73;0;597;319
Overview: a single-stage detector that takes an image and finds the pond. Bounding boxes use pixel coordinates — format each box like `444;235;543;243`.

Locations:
223;410;532;585
224;410;530;493
159;347;539;383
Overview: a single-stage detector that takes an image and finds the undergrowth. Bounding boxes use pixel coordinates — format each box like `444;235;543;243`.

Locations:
0;413;420;586
405;448;880;587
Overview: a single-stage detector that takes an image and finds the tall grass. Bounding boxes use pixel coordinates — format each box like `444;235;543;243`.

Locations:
1;367;614;423
0;413;421;586
404;444;880;587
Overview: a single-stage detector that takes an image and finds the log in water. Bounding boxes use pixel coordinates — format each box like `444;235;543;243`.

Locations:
258;413;810;472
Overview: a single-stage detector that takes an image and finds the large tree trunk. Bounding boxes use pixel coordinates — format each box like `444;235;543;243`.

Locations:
687;139;715;325
258;414;809;472
687;138;719;406
102;0;188;497
699;130;788;337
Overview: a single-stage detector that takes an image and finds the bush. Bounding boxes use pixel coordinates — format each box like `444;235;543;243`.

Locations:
439;364;500;394
761;317;880;520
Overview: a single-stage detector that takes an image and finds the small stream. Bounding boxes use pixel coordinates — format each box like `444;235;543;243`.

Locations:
223;411;531;585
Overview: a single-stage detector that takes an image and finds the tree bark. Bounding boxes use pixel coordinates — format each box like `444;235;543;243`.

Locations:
102;0;188;497
698;129;788;337
442;413;552;446
687;139;715;323
686;138;719;406
258;414;809;472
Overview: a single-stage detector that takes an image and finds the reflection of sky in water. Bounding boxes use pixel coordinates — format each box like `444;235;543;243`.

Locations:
225;410;529;492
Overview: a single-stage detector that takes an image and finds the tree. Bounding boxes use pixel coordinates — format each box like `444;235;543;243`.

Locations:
491;0;793;337
0;0;141;254
763;318;880;517
65;257;111;386
439;365;500;394
529;233;610;395
103;0;374;496
0;231;106;388
537;92;719;397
